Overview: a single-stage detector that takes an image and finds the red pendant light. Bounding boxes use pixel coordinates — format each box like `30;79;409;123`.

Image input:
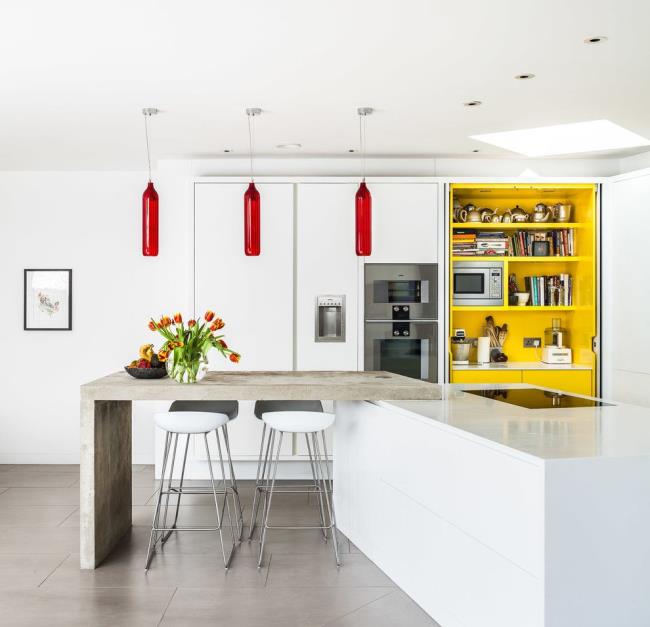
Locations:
355;107;373;256
355;181;372;256
244;108;262;256
244;181;260;256
142;108;160;257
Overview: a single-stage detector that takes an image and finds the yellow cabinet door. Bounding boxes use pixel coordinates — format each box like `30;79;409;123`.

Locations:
452;370;522;384
521;370;592;396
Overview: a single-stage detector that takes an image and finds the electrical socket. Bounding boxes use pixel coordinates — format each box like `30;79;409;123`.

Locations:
524;337;541;348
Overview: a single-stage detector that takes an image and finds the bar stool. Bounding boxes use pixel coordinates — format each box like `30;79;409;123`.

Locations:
248;400;326;541
145;400;242;571
255;407;341;568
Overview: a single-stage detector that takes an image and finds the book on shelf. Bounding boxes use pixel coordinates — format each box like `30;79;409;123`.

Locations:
507;229;574;257
523;274;572;306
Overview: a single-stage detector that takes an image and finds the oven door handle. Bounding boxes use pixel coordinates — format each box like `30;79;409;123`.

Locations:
364;319;437;324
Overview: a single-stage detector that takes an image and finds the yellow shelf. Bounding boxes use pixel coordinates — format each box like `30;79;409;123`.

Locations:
452;305;580;312
452;222;583;230
451;256;585;262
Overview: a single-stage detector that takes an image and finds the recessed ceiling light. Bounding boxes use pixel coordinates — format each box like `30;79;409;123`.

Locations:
464;100;482;107
515;73;535;80
584;35;608;44
470;119;650;157
276;143;302;149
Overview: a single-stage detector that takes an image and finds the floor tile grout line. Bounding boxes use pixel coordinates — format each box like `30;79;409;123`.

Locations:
157;586;178;626
37;553;71;588
57;506;80;527
319;589;396;627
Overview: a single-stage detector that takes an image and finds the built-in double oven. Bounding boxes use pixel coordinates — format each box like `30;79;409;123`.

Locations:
364;264;438;382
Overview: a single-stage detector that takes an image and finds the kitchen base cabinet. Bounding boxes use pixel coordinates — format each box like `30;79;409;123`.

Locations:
452;370;521;384
452;368;593;396
522;370;592;396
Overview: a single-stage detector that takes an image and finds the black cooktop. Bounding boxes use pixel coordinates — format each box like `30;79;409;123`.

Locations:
464;387;614;409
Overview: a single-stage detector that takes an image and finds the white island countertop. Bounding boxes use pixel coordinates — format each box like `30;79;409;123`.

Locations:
376;383;650;462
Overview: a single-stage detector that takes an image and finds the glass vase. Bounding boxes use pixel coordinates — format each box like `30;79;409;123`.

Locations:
165;350;208;384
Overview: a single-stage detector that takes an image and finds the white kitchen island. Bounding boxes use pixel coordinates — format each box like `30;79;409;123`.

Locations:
334;384;650;627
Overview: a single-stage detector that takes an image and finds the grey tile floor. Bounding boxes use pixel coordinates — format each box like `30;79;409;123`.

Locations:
0;465;440;626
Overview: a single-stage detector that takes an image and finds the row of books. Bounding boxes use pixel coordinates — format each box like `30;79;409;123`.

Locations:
522;274;573;306
452;230;507;256
507;229;575;257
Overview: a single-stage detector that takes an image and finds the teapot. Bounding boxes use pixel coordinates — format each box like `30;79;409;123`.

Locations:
480;208;495;223
510;205;529;222
501;210;513;223
531;203;551;223
464;204;482;223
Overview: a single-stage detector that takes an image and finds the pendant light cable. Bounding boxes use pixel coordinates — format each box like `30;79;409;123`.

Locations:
144;114;152;182
247;113;255;182
357;107;372;182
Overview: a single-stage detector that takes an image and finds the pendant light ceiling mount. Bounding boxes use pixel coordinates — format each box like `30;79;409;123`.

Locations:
357;107;374;117
246;107;262;117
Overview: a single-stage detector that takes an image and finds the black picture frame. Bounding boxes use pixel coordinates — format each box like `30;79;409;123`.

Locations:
23;269;72;331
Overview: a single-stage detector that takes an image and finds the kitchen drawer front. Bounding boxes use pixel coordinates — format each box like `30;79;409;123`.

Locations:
522;370;592;396
452;370;522;384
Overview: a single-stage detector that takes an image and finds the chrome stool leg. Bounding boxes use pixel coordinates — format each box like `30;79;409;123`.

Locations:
248;422;271;540
203;432;235;570
145;432;171;571
258;429;283;569
222;424;244;542
305;433;327;540
162;433;190;545
313;431;341;566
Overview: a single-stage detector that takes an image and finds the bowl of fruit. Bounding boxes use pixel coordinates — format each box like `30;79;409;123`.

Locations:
125;344;168;379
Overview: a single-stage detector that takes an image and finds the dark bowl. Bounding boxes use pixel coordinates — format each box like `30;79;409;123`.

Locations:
124;366;168;379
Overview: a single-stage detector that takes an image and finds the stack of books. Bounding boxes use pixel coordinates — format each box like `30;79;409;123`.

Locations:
507;229;575;256
453;230;509;256
476;231;507;256
452;230;477;256
523;274;573;306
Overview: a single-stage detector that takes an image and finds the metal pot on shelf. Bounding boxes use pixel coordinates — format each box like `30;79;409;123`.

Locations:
531;203;552;222
510;205;529;222
551;203;572;222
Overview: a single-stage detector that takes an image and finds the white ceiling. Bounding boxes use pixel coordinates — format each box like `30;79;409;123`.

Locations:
2;0;649;169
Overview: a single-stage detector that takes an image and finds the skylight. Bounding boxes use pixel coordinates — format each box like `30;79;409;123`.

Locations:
470;120;650;157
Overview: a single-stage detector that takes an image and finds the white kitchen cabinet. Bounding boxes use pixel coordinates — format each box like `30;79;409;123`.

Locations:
294;183;360;455
193;182;295;458
368;182;438;263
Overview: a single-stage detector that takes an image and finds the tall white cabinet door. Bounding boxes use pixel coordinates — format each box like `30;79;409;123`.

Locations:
295;183;360;371
369;183;438;263
294;183;359;456
194;182;294;457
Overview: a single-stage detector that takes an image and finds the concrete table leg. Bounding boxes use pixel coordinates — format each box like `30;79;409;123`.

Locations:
80;399;132;569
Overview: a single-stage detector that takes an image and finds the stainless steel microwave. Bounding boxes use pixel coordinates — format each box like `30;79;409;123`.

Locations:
453;260;504;306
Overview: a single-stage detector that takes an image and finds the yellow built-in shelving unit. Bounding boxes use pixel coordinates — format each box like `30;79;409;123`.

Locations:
449;183;598;396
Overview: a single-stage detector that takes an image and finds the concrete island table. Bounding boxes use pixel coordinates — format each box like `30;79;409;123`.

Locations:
80;370;440;569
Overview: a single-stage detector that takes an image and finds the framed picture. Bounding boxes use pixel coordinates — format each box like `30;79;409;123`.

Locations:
24;269;72;331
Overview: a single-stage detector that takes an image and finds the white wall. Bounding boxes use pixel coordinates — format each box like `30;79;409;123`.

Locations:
0;171;187;463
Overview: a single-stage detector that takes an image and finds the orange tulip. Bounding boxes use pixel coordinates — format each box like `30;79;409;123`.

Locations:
204;310;215;322
148;320;157;331
218;339;227;349
209;323;218;332
157;350;169;362
213;318;225;330
229;353;240;363
173;312;182;324
188;319;196;328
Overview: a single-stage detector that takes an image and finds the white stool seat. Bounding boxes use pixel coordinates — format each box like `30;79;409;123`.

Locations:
154;411;229;434
261;411;335;433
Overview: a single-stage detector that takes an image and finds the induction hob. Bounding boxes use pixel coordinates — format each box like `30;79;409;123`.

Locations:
464;387;614;409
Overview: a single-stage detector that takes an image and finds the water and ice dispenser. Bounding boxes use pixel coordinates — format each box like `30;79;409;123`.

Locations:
315;295;345;342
